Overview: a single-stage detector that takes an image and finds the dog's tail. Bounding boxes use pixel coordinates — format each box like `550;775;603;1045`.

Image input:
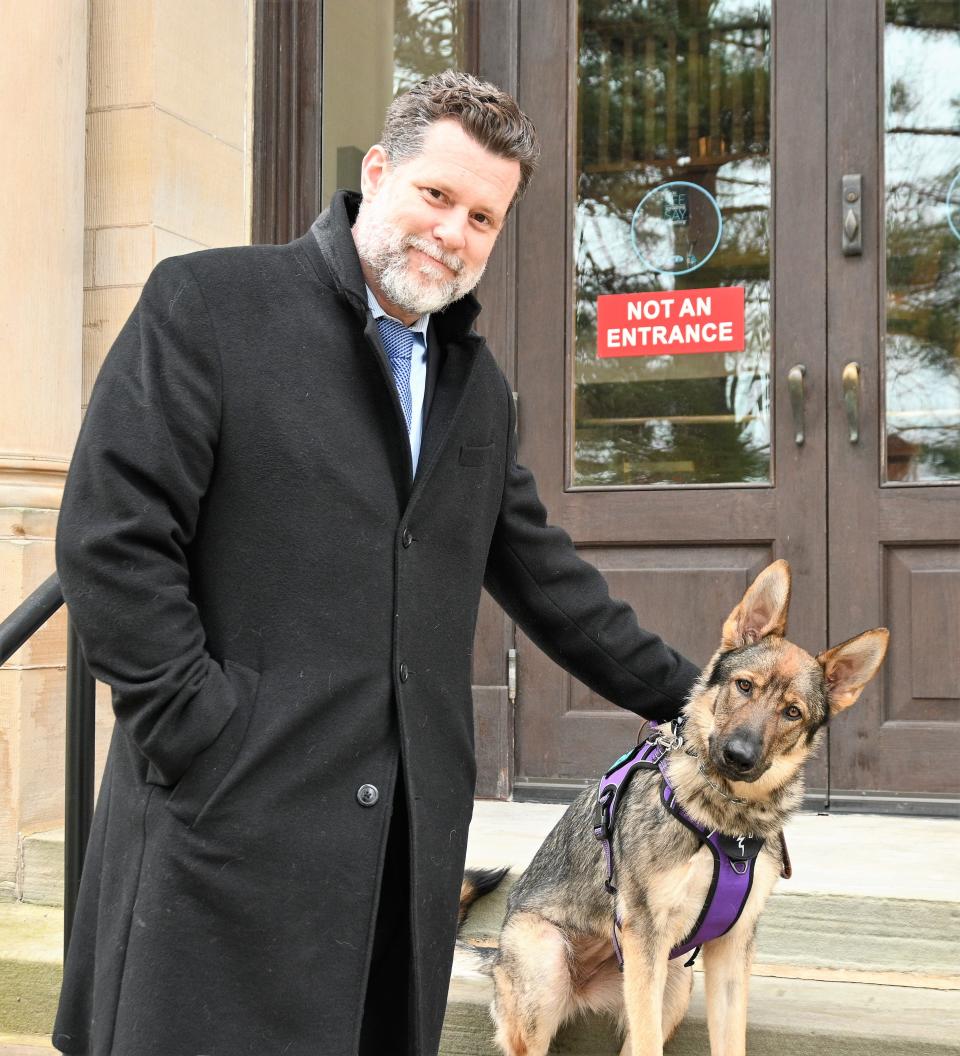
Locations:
458;865;509;929
455;938;498;974
456;867;508;977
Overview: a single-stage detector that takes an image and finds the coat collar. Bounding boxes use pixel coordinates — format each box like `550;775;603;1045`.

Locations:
297;190;484;341
295;190;489;513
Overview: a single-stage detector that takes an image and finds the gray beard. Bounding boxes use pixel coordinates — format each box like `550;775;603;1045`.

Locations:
353;206;485;316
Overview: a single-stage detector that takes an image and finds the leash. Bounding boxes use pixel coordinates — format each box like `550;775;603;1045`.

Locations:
593;718;783;969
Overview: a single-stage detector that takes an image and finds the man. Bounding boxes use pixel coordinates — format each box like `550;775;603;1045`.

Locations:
53;71;699;1056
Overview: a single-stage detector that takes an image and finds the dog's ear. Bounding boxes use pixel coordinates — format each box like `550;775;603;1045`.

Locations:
817;628;890;715
721;560;792;650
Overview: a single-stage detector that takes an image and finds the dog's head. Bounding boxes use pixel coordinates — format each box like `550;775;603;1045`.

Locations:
685;560;888;796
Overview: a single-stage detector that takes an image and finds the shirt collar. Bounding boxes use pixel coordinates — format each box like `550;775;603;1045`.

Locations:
365;285;430;337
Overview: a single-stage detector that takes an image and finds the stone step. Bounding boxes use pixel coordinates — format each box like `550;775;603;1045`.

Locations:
440;960;960;1055
19;831;64;908
462;872;960;980
0;904;62;1038
0;1035;55;1055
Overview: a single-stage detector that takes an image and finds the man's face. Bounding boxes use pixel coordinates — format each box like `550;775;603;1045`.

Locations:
352;118;521;322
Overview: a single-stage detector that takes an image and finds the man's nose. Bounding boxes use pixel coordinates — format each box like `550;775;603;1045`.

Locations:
434;211;468;251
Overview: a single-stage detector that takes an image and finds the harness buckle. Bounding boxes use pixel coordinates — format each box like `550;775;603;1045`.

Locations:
593;790;612;842
655;731;684;753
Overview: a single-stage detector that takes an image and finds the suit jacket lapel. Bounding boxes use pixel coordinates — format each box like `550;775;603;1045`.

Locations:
411;327;481;499
421;321;443;430
364;315;415;499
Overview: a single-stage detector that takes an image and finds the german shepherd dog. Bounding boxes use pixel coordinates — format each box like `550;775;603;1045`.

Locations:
463;560;888;1056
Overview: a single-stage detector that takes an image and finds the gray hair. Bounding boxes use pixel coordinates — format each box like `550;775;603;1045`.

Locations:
379;70;540;205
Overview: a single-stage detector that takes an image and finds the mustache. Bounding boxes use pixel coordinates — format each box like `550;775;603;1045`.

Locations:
403;235;464;275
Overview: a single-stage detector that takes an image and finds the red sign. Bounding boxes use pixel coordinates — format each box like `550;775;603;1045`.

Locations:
597;286;745;357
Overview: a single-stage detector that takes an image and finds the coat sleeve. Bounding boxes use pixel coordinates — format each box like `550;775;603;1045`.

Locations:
482;373;701;723
56;256;239;786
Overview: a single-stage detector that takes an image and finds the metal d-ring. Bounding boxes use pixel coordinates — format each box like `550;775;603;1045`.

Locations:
656;731;684;752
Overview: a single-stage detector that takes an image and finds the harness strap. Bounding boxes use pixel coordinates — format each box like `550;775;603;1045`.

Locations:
594;721;769;970
593;736;665;896
660;781;761;960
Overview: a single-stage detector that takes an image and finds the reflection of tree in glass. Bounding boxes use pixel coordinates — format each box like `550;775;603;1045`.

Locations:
883;8;960;482
392;0;467;96
574;0;773;485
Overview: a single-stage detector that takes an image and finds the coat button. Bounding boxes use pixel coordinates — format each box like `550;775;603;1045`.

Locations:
399;662;409;682
401;528;413;548
357;783;379;807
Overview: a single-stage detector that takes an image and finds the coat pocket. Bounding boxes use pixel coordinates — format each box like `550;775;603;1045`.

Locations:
163;658;261;830
459;442;494;467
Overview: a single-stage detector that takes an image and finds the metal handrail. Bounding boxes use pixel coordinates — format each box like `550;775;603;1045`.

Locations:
0;572;95;953
0;572;63;660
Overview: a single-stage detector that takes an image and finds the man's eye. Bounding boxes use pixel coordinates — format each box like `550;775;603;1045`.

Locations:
473;213;491;226
735;678;752;694
425;188;444;200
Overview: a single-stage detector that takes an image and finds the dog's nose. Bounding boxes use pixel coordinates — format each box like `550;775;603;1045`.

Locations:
723;736;759;772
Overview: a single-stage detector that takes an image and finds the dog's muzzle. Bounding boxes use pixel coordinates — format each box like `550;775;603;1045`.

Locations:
714;728;765;781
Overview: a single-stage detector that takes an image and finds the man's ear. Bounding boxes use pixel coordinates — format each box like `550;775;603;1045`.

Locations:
359;144;391;201
720;559;791;650
817;628;890;715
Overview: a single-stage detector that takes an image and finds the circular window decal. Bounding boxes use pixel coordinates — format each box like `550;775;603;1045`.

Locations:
947;172;960;242
630;181;723;276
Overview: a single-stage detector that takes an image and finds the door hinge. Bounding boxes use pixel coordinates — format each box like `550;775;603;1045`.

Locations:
507;648;517;704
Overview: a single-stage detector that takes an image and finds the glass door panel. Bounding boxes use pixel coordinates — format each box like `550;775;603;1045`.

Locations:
320;1;472;208
883;1;960;483
573;0;772;487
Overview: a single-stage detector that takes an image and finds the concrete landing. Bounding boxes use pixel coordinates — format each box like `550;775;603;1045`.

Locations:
464;802;960;902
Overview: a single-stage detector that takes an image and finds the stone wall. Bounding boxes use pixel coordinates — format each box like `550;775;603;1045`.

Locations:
0;0;254;901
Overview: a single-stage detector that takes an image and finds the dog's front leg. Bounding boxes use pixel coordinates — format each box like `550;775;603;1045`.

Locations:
702;928;754;1056
618;921;669;1056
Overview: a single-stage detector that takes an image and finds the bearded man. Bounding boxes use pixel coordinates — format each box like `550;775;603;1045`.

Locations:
52;72;699;1056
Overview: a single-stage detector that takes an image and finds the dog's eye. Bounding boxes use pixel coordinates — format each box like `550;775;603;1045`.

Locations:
735;678;752;694
784;705;803;720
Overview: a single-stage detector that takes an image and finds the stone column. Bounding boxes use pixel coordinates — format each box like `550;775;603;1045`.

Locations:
0;0;88;899
81;0;254;803
0;0;253;902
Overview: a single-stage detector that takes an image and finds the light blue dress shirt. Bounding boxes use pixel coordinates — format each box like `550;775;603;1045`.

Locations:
366;286;429;474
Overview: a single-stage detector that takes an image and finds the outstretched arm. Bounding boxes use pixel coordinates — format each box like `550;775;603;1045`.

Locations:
483;374;700;723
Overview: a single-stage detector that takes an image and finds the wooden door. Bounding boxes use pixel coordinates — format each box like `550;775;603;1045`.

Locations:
508;0;959;812
511;1;831;800
824;0;960;811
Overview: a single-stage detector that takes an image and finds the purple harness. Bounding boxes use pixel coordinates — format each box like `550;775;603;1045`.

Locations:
593;720;764;969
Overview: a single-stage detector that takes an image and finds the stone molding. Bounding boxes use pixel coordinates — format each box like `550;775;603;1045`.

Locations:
0;458;69;512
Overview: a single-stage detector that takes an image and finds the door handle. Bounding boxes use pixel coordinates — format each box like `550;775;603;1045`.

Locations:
842;361;861;443
787;364;806;445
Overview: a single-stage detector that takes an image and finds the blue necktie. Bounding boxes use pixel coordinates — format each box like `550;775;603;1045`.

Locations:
376;316;415;432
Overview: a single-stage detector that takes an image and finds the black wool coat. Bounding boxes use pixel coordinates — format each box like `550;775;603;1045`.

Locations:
52;191;700;1056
